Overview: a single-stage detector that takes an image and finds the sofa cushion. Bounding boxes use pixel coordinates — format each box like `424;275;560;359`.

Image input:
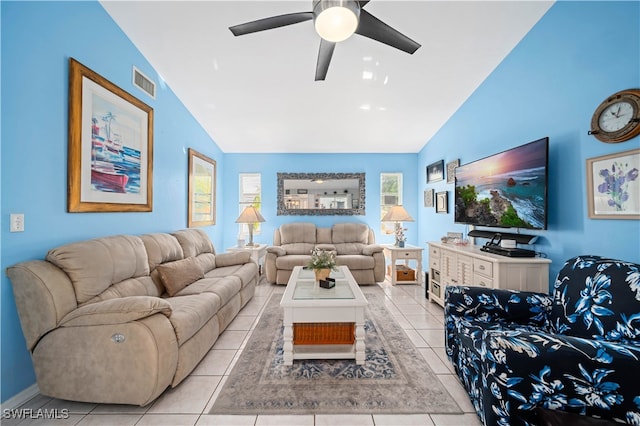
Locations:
215;251;251;267
336;254;375;270
60;296;172;327
172;229;215;258
280;222;317;244
173;276;241;307
206;263;258;288
276;254;312;270
332;223;369;244
140;233;184;271
164;293;221;345
281;242;315;256
46;235;150;304
550;255;640;343
156;257;204;297
85;276;163;305
332;223;369;255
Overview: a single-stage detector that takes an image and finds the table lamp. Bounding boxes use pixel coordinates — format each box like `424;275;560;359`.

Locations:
382;205;414;247
235;206;265;247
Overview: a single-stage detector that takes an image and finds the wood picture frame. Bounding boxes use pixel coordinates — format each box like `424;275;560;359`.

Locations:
586;148;639;219
188;148;216;227
436;191;448;213
427;160;444;183
424;188;434;208
446;159;460;183
68;58;153;212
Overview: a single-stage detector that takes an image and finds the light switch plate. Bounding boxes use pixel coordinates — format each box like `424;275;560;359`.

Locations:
10;213;24;232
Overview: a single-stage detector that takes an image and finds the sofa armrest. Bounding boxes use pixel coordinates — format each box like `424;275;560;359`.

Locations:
216;251;251;267
362;244;383;255
445;285;551;326
266;246;286;256
60;296;172;327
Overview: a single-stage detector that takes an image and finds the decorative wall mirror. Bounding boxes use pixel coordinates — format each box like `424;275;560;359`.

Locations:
277;172;365;216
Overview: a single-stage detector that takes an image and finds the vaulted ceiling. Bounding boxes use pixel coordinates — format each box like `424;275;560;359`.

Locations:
101;1;554;153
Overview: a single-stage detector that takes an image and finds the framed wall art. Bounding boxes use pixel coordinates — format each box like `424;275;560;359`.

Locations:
436;191;449;213
188;148;217;227
586;148;639;219
446;159;460;183
424;188;434;208
67;58;153;212
427;160;444;183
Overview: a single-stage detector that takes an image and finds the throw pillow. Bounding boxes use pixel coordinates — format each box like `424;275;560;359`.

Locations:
156;257;204;296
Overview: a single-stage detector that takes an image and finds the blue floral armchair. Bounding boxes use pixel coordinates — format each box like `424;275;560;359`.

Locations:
445;255;640;425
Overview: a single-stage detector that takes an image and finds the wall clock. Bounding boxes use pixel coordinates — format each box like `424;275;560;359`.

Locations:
589;88;640;143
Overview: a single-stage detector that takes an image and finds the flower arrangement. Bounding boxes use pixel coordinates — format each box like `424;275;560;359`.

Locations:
306;248;337;271
394;223;407;246
597;160;639;211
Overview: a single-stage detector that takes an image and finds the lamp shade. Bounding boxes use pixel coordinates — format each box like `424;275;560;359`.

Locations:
235;206;265;224
313;0;360;42
382;205;414;222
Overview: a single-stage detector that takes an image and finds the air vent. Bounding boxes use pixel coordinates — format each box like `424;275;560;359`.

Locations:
132;66;156;99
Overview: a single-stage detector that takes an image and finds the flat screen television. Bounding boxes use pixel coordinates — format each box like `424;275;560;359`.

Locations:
454;137;549;230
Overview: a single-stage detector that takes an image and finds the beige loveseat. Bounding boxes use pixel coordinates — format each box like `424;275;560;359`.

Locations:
7;229;258;406
265;222;385;285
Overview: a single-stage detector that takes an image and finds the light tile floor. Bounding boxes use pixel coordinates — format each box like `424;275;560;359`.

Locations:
7;279;481;426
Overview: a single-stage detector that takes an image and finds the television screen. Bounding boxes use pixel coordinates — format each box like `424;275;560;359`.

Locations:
454;137;548;230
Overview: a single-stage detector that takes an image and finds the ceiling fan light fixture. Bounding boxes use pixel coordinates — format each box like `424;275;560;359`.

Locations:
313;0;360;42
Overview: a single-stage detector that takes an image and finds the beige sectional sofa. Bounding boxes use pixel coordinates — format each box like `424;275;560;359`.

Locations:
265;222;385;285
7;229;258;406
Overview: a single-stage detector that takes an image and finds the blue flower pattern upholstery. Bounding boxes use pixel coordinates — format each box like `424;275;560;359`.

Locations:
445;255;640;425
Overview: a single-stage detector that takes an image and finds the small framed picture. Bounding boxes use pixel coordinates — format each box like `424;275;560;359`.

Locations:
586;148;639;219
427;160;444;183
446;159;460;183
436;191;448;213
424;188;434;208
188;148;216;227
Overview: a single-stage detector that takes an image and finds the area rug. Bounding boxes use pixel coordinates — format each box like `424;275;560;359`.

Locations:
209;290;463;415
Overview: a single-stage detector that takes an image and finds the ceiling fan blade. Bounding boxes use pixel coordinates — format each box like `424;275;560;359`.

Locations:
229;12;313;36
315;39;336;81
355;9;421;54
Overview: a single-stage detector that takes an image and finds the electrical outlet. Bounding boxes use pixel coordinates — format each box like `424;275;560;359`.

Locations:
10;213;24;232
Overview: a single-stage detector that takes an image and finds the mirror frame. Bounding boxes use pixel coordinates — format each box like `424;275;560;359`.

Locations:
277;172;366;216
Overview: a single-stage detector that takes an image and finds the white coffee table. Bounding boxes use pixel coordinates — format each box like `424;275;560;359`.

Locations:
280;266;368;365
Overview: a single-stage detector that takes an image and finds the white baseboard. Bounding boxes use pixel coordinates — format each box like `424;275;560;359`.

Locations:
1;383;40;409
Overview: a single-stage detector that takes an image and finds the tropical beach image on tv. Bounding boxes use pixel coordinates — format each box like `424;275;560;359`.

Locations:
454;137;549;230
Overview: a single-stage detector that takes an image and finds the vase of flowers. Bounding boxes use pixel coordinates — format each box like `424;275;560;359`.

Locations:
307;248;337;281
394;223;407;247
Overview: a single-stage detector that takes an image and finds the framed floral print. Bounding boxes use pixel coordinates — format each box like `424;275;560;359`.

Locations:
586;148;639;219
67;58;153;212
188;148;216;227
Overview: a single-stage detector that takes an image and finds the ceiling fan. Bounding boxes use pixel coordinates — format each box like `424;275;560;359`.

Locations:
229;0;421;81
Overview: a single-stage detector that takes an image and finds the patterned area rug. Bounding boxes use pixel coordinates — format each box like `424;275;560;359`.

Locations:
209;290;463;415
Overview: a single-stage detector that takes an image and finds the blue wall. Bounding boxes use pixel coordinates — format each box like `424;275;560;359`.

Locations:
1;1;225;402
223;154;419;248
418;1;640;280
